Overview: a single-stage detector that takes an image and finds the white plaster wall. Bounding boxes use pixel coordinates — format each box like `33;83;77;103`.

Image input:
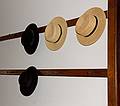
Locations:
0;76;107;106
0;0;108;69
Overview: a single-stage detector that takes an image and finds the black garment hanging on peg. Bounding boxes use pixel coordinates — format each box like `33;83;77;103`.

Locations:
21;23;39;55
18;66;38;96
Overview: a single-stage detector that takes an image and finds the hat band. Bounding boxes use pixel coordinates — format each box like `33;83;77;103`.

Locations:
45;24;62;43
76;15;98;37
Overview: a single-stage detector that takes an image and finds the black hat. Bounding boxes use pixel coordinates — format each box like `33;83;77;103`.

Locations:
21;23;39;55
18;66;38;96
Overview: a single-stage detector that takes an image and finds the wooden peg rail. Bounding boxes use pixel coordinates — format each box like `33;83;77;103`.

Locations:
0;11;108;42
0;69;107;77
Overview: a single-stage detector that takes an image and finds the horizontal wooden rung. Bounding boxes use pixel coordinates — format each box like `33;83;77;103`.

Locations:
0;69;107;77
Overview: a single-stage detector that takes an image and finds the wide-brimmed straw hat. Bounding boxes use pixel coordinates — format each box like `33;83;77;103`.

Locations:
45;17;67;51
75;7;106;46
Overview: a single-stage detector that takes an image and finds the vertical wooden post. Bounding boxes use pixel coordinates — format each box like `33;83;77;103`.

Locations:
108;0;117;106
117;0;120;106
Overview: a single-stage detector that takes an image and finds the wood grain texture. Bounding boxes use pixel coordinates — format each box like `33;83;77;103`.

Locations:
0;69;107;77
108;0;117;106
117;0;120;106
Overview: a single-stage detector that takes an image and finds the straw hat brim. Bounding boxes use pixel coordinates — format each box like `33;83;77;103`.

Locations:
75;7;106;46
45;17;67;51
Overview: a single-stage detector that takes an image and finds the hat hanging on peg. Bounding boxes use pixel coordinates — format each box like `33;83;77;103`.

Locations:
18;66;38;96
45;17;67;51
21;23;39;55
75;7;106;46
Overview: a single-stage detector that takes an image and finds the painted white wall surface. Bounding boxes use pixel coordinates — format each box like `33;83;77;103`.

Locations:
0;76;107;106
0;0;108;69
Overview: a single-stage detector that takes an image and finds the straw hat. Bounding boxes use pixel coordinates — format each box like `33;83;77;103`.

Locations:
45;17;67;51
75;7;106;46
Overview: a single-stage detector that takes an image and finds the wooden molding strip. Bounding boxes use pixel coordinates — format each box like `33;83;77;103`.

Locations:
108;0;117;106
0;69;107;77
0;11;108;42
